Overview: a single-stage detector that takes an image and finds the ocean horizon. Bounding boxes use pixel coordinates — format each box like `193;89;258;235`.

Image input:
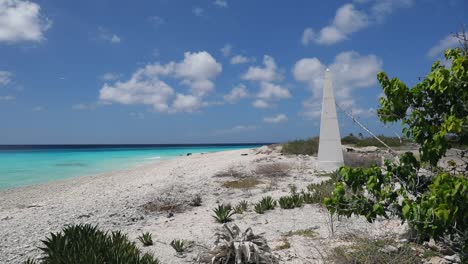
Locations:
0;143;268;190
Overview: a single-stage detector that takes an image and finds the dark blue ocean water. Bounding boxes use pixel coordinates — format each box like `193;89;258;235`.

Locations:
0;144;264;189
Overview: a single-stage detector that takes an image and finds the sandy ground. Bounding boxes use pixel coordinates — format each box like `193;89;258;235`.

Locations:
0;147;405;263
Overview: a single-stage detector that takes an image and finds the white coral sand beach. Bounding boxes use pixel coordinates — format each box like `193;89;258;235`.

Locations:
0;147;405;263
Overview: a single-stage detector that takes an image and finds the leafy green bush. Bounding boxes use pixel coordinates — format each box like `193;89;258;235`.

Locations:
28;224;159;264
325;44;468;259
281;137;319;155
213;204;235;223
137;232;153;246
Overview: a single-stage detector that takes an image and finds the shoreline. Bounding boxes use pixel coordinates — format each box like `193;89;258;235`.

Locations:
0;146;256;193
0;147;403;263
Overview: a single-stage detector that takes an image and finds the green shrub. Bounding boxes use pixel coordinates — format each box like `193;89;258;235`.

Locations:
233;200;249;214
254;202;266;214
329;237;421;264
341;133;361;145
137;232;153;246
30;224;159;264
278;196;295;209
213;204;235;223
307;179;335;204
260;196;276;210
170;239;186;253
281;137;319;155
290;193;304;208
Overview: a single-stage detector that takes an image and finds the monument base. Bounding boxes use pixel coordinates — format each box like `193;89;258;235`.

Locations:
316;160;343;173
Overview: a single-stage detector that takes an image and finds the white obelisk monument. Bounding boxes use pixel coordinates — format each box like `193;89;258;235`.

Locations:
317;69;344;172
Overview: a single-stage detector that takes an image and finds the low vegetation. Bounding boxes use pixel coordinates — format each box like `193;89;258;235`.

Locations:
273;237;291;251
329;237;421;264
26;224;159;264
198;224;277;263
281;137;319;155
213;204;235;223
341;133;405;147
189;194;202;207
285;228;317;238
254;196;276;214
343;152;383;168
170;239;188;254
306;179;335;205
141;185;189;214
137;232;153;246
233;200;249;214
222;178;262;189
214;167;249;178
255;162;291;178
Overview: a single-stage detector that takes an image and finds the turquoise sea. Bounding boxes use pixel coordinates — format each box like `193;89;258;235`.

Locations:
0;144;262;190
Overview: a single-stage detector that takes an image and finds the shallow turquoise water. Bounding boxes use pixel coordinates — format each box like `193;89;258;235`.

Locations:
0;145;258;189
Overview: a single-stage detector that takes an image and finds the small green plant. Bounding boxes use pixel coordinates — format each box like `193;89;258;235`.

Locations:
234;200;249;214
254;202;266;214
273;237;291;251
281;137;319;155
170;239;186;253
222;178;262;189
285;229;317;237
27;224;159;264
307;179;335;204
288;184;297;194
290;193;304;208
190;194;202;206
260;196;276;210
301;191;314;204
137;232;153;246
213;204;235;223
278;196;294;209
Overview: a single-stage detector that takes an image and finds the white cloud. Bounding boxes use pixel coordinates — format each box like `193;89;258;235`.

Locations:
224;84;248;103
242;55;281;82
171;93;201;113
427;34;459;58
258;82;291;100
100;72;121;81
98;27;121;44
0;95;14;101
214;0;228;8
293;51;382;118
263;114;287;123
193;7;204;17
230;55;254;65
252;99;270;109
0;71;13;85
72;103;96;110
214;125;256;135
303;1;413;45
0;0;51;43
99;51;222;113
220;44;232;57
301;28;315;46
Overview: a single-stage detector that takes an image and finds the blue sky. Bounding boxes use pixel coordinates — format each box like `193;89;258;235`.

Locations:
0;0;466;144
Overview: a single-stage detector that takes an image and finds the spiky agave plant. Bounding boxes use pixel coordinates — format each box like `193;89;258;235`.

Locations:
138;232;153;246
278;196;295;209
260;196;276;210
170;239;186;253
198;224;277;264
213;204;235;223
33;224;160;264
254;202;266;214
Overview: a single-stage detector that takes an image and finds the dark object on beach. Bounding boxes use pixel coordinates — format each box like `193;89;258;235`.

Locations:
241;153;248;156
27;224;160;263
186;153;192;156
